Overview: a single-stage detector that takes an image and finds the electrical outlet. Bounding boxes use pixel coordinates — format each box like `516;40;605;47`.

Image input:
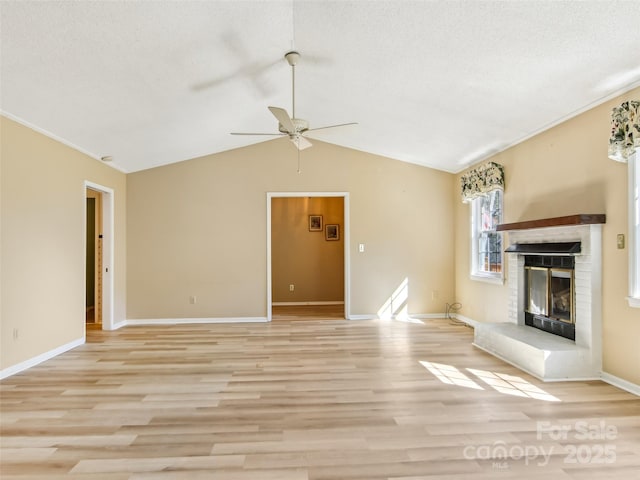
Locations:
431;290;439;300
617;234;625;249
289;284;295;292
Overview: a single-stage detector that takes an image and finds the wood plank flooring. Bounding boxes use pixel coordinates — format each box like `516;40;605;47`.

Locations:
272;304;345;320
1;316;639;479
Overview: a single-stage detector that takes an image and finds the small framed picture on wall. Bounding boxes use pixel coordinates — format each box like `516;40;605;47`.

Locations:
309;215;323;232
325;224;340;241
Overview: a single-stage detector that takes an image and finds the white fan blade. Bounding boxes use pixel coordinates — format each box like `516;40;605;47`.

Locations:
307;122;358;132
291;136;313;150
268;106;296;133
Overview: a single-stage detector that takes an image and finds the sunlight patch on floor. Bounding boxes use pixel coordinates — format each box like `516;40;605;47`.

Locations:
467;368;561;402
419;361;484;390
420;361;561;402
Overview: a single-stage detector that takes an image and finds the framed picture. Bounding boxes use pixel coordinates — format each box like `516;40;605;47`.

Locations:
309;215;323;231
325;224;340;241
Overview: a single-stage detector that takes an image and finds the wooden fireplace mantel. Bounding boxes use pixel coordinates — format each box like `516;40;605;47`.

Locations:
496;214;606;232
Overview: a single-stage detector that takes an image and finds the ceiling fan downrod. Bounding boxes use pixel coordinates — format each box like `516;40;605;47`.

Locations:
285;51;300;119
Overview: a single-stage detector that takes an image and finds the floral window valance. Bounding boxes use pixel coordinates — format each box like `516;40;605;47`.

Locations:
461;161;504;203
608;100;639;163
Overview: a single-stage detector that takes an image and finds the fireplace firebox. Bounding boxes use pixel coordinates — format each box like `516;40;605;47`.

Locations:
524;255;575;341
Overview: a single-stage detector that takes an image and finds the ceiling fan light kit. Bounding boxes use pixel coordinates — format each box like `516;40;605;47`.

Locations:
230;50;357;152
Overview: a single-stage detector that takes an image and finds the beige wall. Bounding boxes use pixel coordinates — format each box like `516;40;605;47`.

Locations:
127;138;456;319
272;196;344;303
454;87;640;385
0;116;127;371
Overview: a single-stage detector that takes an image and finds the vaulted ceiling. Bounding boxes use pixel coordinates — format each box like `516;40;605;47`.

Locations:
2;1;639;173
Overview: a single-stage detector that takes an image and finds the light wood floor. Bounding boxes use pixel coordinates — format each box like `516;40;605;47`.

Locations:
1;316;639;479
272;304;345;320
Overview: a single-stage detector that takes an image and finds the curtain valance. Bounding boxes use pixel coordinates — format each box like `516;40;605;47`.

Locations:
608;100;639;163
461;161;505;203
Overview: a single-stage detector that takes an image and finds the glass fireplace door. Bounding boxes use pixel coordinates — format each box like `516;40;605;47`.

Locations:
526;266;548;316
550;268;573;322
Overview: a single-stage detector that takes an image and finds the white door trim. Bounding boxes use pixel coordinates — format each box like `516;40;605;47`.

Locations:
266;192;350;321
84;181;115;331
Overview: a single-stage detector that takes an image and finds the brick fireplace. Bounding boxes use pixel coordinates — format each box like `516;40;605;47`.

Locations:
473;215;605;381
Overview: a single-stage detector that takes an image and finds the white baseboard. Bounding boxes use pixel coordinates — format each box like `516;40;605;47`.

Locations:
272;301;344;306
125;317;269;326
601;372;640;397
0;337;85;380
412;313;448;319
347;313;448;321
110;320;128;330
347;314;377;320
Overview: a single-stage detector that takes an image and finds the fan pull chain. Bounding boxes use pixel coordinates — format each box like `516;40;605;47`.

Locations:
297;138;301;174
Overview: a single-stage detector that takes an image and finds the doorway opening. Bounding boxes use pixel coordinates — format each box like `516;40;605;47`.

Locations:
85;189;103;327
84;182;114;331
267;192;350;321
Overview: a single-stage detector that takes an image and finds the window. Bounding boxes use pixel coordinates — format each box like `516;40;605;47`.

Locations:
471;189;503;283
629;149;640;308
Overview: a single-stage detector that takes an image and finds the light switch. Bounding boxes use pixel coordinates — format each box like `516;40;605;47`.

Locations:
359;243;365;253
617;234;625;249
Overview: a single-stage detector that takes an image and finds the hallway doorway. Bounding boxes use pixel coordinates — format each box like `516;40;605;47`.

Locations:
84;181;114;331
266;192;350;321
86;189;103;326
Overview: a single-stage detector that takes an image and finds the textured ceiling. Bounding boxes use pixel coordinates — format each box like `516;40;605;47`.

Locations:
2;1;640;173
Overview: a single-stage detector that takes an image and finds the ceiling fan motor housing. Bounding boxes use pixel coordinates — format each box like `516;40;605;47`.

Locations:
279;117;309;134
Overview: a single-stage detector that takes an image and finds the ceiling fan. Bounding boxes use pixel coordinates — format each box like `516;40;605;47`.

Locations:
231;51;357;151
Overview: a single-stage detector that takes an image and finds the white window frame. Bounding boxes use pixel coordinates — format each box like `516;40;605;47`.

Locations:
470;190;504;285
628;148;640;308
